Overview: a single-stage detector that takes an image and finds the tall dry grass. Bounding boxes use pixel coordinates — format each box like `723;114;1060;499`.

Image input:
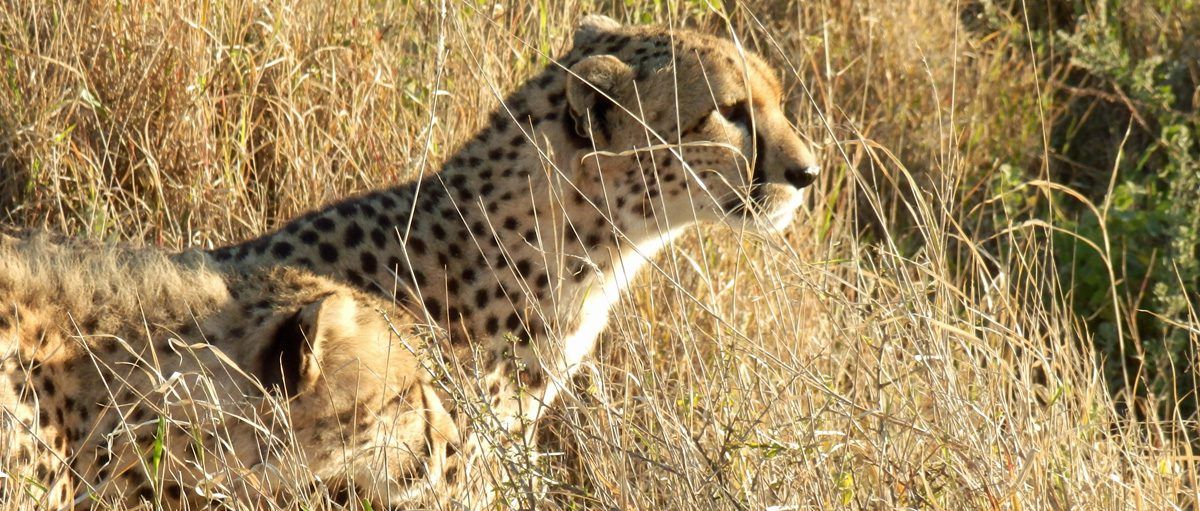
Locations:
1;0;1196;509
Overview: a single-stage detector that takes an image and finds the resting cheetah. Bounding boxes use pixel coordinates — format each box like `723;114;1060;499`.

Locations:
208;14;820;504
0;235;456;509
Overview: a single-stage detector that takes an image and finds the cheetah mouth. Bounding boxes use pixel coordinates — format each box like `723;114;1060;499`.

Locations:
718;134;806;226
720;183;803;231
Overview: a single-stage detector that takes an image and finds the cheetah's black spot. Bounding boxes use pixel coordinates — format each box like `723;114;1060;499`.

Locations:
485;316;499;335
335;202;358;216
314;217;336;232
424;297;443;319
318;243;339;262
371;228;387;248
344;223;365;248
271;242;294;258
360;252;378;274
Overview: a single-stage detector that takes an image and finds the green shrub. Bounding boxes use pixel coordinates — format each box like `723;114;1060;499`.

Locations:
992;0;1199;419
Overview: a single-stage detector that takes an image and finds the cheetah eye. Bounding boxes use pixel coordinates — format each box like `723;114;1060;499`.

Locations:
717;100;750;126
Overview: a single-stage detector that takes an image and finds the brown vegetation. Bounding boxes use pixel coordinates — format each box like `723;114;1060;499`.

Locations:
1;0;1196;508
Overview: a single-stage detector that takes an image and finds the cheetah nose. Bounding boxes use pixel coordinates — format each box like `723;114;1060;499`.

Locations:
784;165;820;189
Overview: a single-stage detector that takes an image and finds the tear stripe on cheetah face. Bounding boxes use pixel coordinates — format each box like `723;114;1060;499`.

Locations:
0;234;459;509
207;13;819;502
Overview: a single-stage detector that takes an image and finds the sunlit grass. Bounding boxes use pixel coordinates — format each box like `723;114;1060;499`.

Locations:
1;0;1196;509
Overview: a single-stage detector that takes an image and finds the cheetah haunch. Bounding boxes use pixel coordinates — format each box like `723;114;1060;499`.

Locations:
0;235;456;509
208;14;820;506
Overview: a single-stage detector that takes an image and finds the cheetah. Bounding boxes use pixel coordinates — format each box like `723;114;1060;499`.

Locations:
0;234;458;509
207;14;820;505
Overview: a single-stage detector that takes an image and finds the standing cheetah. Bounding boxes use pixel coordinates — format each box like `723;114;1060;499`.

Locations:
0;235;457;509
208;14;820;505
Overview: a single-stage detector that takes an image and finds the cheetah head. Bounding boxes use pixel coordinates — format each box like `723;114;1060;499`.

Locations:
564;16;820;235
238;279;455;506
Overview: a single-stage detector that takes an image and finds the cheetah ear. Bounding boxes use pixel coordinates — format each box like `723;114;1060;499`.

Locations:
566;55;634;146
573;15;621;47
260;293;354;397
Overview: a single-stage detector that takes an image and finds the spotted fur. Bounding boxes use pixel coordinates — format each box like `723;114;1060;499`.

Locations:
207;14;820;507
0;235;458;509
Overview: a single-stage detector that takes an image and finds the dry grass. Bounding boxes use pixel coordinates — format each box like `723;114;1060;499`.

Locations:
1;0;1197;509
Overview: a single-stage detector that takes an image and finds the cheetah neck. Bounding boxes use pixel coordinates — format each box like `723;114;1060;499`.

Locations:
212;63;684;391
